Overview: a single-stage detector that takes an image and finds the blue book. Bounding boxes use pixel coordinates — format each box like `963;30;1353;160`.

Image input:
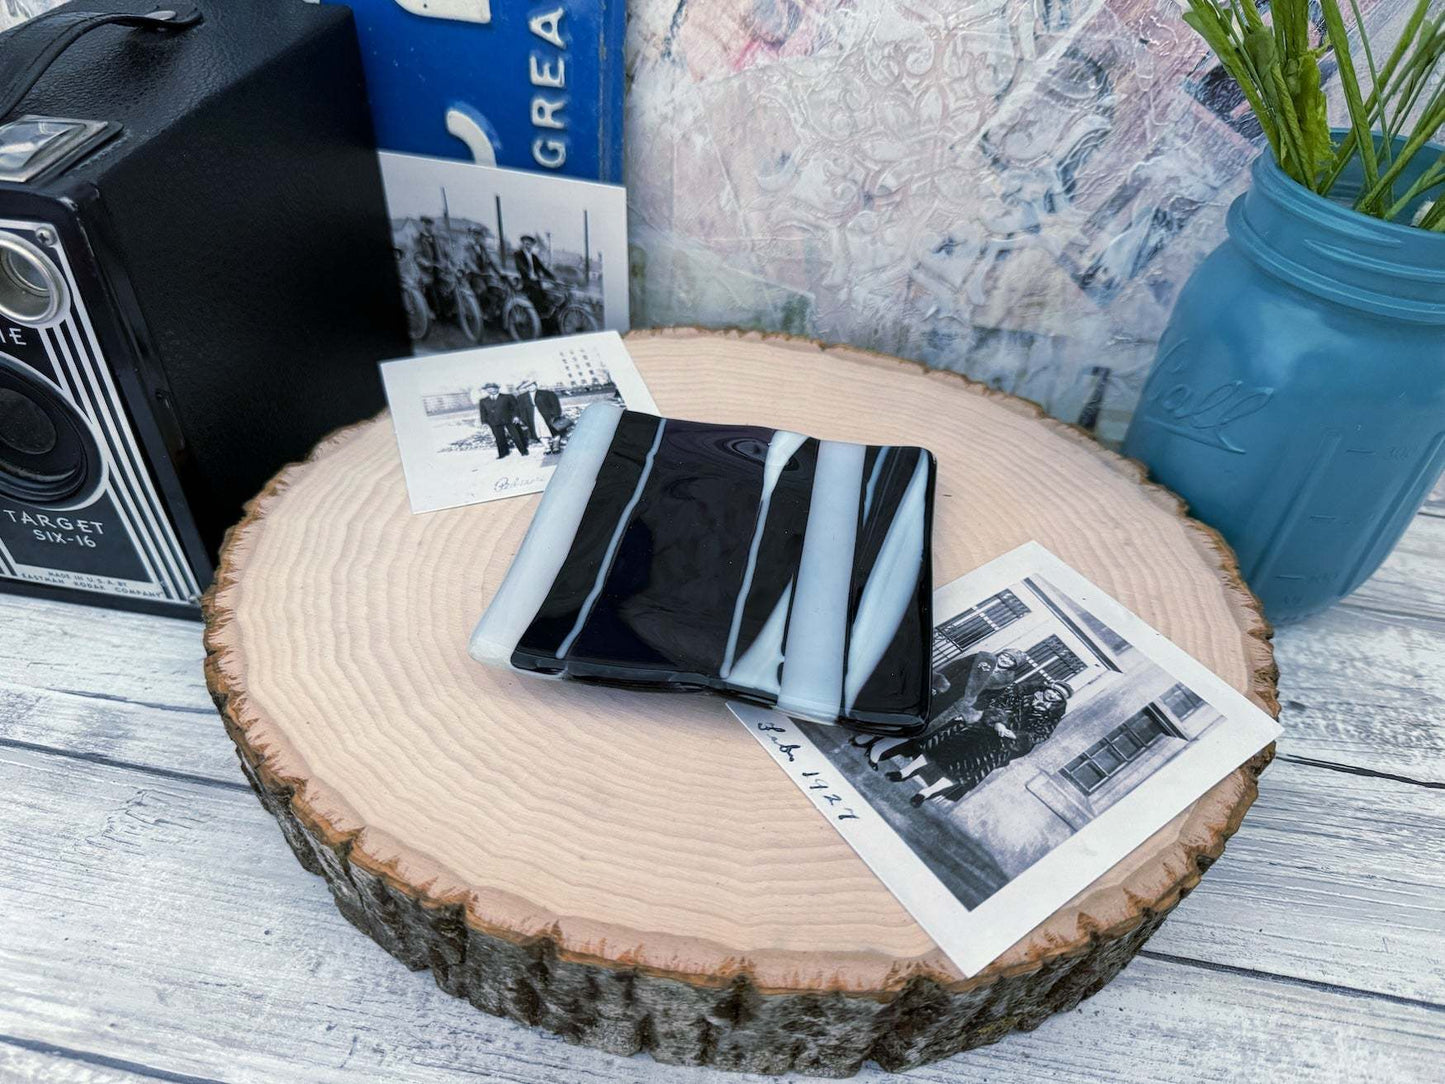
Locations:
328;0;625;183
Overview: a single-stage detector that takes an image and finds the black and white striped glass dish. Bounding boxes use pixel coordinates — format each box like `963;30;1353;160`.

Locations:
469;404;936;735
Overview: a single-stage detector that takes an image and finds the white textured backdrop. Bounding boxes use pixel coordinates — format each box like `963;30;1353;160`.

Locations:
4;0;1403;441
624;0;1404;441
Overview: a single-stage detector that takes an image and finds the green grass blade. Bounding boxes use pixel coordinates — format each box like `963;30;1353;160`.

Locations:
1184;5;1281;154
1321;0;1380;195
1268;57;1315;183
1321;0;1433;193
1386;23;1445;142
1347;0;1387;173
1348;0;1382;98
1384;152;1445;220
1357;93;1445;210
1234;0;1266;34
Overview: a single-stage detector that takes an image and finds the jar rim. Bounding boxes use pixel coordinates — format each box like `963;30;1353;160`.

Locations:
1231;129;1445;321
1251;129;1445;247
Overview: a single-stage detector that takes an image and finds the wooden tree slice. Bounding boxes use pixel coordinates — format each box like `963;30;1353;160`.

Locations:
202;330;1276;1075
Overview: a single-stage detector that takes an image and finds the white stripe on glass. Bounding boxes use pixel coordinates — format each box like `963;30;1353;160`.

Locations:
554;415;667;659
719;429;807;679
468;402;624;666
724;579;794;696
775;439;864;722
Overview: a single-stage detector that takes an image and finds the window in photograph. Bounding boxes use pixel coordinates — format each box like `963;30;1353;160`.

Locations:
1158;682;1206;721
1018;634;1089;685
423;391;472;415
1061;705;1173;795
934;588;1032;668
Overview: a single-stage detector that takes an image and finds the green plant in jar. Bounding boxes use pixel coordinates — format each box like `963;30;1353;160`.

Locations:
1182;0;1445;227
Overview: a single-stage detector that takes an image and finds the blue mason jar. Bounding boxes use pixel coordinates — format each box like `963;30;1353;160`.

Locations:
1123;137;1445;624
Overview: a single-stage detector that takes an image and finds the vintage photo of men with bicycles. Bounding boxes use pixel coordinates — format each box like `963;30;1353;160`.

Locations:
379;153;628;356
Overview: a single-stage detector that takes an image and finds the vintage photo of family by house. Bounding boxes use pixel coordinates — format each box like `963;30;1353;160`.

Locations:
825;565;1226;909
380;331;658;513
735;543;1278;976
379;152;628;354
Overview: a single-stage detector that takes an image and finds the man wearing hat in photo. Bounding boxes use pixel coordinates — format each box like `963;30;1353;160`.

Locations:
513;376;540;444
464;224;502;282
514;233;559;331
477;383;529;459
414;215;441;306
463;223;505;310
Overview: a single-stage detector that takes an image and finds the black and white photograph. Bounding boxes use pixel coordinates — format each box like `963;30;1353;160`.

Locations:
379;151;628;354
380;331;658;513
733;542;1279;977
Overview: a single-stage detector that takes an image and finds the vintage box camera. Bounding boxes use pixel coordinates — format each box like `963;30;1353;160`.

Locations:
0;0;408;615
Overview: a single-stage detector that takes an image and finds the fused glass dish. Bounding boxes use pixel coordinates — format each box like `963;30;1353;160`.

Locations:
469;404;935;734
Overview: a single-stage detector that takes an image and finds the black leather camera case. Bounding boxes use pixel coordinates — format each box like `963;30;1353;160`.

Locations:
0;0;408;614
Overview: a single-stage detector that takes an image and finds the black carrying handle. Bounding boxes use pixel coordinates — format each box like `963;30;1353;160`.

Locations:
0;3;203;123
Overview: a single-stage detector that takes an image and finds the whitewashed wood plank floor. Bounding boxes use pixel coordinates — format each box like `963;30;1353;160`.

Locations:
2;494;1443;1082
